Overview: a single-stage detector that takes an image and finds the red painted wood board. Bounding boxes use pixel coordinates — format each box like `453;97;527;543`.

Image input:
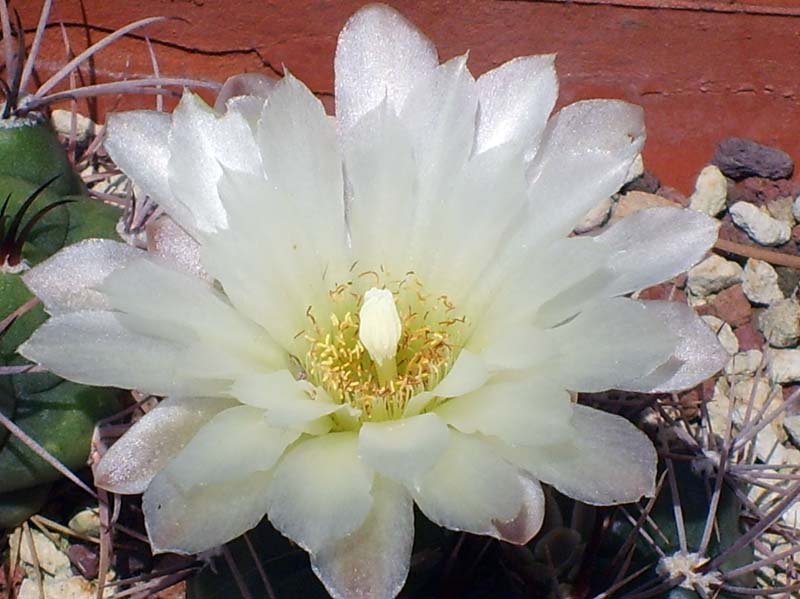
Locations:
14;0;800;193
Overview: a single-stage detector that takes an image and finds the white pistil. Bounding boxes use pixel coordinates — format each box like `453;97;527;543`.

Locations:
358;287;402;385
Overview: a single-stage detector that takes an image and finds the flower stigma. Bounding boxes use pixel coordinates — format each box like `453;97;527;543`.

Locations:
358;287;402;384
299;272;470;423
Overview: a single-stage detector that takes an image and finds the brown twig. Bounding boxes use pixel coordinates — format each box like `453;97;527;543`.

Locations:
714;238;800;270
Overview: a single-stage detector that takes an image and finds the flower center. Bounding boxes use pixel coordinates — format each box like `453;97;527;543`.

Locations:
299;273;469;422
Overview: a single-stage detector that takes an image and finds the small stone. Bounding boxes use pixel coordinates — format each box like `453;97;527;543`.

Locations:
766;196;796;224
734;322;766;350
50;109;96;144
728;177;800;206
782;483;800;528
608;191;681;224
707;378;732;433
742;258;784;305
686;255;742;296
18;575;112;599
729;201;791;246
638;282;685;302
689;165;728;216
12;527;71;577
785;414;800;448
621;170;660;194
68;544;99;580
793;195;800;221
757;298;800;348
707;284;752;327
624;154;644;184
792;224;800;244
574;196;612;233
712;137;794;181
69;508;101;537
702;315;739;355
775;266;800;298
768;348;800;383
731;377;777;411
724;349;763;376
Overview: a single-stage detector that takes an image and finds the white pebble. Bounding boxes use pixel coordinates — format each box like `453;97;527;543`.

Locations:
742;258;784;305
687;254;742;296
689;165;728;217
730;201;791;246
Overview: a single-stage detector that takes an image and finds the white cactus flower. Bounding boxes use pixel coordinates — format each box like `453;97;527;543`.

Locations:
18;4;727;599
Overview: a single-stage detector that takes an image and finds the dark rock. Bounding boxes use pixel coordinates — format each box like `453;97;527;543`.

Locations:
708;284;752;327
784;384;800;403
712;137;794;181
68;543;99;579
727;177;800;207
734;322;765;351
621;170;660;194
638;282;686;303
776;266;800;298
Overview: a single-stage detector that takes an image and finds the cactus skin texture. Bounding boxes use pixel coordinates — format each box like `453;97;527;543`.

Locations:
0;114;84;197
0;138;121;529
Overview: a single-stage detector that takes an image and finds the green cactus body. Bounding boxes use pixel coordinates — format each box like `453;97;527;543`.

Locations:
0;165;123;511
0;112;84;197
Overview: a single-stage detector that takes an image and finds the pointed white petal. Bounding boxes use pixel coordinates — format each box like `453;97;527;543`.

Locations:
551;297;676;392
411;431;525;538
256;72;348;264
103;111;190;228
470;237;611;345
102;256;284;369
94;397;235;494
400;55;477;185
622;300;728;392
374;55;477;276
201;167;340;350
161;405;297;490
435;378;573;446
335;4;438;136
402;350;489;418
597;208;719;296
344;100;417;272
358;413;449;484
422;143;529;301
18;311;212;396
524;99;645;242
231;372;342;430
22;239;143;315
267;433;374;553
166;92;261;233
432;350;488;397
143;468;270;554
503;404;657;505
477;325;556;371
311;478;414;599
474;55;557;158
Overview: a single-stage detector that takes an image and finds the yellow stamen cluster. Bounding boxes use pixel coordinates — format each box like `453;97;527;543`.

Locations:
301;273;468;422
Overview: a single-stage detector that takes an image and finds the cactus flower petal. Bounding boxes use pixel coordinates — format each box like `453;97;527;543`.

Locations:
95;396;235;494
